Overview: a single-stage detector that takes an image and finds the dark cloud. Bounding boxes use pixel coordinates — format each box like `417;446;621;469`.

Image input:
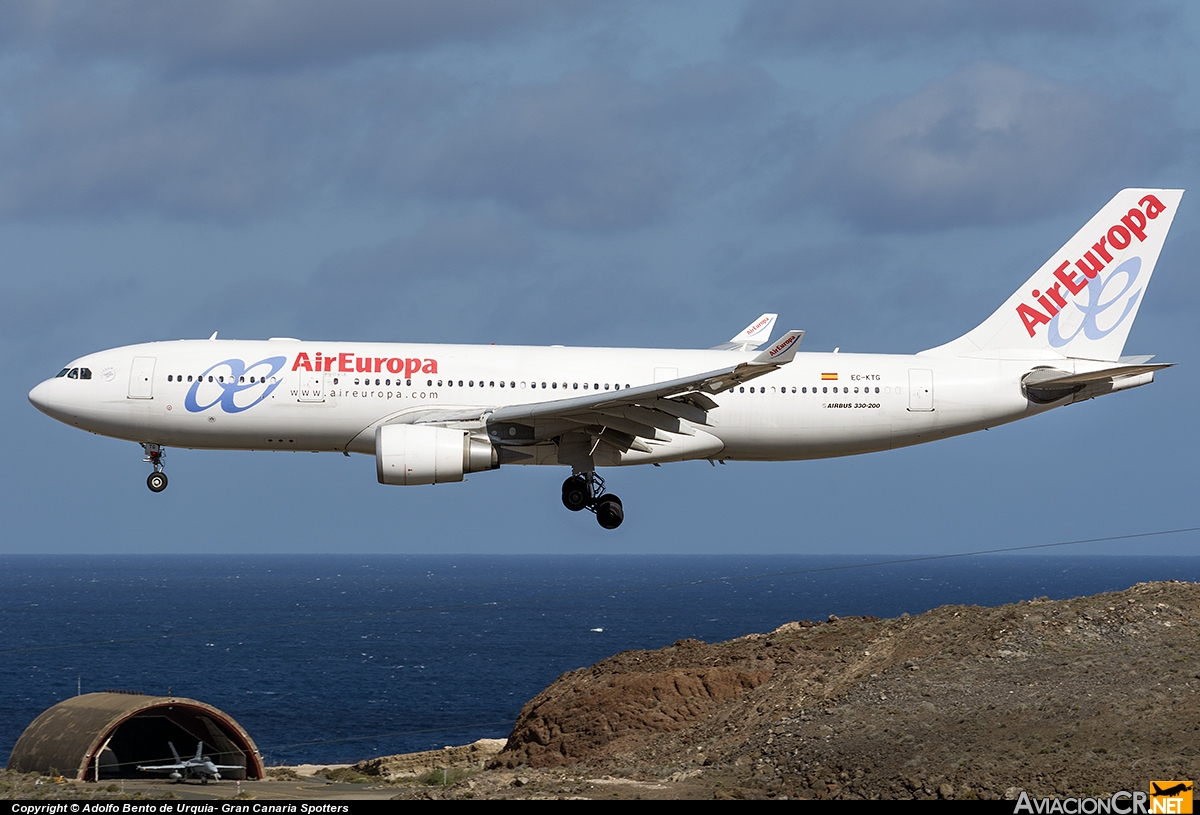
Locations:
0;70;448;219
0;0;589;73
318;211;537;288
788;63;1182;232
0;56;775;231
735;0;1173;50
404;67;775;231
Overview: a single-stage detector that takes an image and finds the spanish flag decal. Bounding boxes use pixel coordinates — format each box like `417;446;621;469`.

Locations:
821;373;838;381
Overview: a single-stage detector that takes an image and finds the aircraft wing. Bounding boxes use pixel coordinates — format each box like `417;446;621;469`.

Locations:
710;313;778;350
138;763;185;771
483;330;804;452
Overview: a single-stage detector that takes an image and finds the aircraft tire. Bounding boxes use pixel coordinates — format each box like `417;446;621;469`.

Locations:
561;475;590;511
595;495;623;529
147;472;168;493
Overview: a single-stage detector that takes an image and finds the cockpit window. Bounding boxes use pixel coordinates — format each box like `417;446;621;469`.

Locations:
54;367;92;380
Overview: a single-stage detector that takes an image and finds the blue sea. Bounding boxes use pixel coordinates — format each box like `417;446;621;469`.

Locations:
3;555;1199;768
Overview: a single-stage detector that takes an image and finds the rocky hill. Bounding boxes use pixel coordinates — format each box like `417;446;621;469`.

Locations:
381;581;1200;800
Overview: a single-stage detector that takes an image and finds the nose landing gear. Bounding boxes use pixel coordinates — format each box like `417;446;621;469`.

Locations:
142;443;168;493
561;472;623;529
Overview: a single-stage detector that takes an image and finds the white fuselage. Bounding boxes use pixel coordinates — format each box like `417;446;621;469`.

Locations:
28;338;1050;466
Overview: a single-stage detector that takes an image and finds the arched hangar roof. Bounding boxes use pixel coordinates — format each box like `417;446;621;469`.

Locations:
7;692;263;781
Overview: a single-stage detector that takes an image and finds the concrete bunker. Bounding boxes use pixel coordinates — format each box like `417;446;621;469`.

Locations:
7;692;263;781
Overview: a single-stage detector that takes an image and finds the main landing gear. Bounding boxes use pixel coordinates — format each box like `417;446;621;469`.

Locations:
561;472;623;530
142;443;168;493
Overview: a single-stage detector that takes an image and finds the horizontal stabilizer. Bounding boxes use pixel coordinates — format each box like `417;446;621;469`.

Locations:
1022;362;1171;404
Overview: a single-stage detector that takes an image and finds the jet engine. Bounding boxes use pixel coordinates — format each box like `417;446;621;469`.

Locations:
375;424;498;486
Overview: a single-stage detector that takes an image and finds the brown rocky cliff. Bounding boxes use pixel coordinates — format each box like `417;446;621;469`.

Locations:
488;581;1200;799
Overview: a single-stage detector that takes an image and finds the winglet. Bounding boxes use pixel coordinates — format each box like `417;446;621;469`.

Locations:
751;330;803;365
711;313;777;350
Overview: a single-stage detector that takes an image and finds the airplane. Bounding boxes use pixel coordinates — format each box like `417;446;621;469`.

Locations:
136;741;242;784
29;189;1182;530
1151;782;1193;797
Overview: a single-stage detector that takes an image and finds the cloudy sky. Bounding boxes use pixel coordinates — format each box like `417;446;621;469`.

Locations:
3;0;1198;555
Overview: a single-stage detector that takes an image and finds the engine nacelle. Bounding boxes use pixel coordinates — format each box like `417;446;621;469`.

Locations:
375;424;498;486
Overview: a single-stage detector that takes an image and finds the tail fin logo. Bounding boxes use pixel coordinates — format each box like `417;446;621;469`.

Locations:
1017;194;1168;339
1046;257;1141;348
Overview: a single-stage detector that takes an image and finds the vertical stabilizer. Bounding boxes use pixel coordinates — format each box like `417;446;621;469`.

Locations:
922;189;1183;361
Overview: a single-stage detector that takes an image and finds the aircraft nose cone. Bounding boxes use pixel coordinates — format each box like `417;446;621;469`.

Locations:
28;380;53;415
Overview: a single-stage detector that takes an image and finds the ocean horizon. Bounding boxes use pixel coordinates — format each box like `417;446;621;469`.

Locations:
3;553;1198;767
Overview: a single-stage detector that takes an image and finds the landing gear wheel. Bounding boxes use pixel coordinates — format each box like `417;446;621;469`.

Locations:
595;494;624;530
561;475;591;511
147;471;168;493
141;443;167;493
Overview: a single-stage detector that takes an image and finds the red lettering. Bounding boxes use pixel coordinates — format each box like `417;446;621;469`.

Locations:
422;359;438;374
386;358;403;374
1091;236;1113;264
1017;303;1051;337
374;357;386;373
292;352;312;372
355;357;372;373
1075;251;1105;280
1053;261;1087;296
1046;283;1067;309
1140;194;1165;219
1120;208;1148;242
1107;224;1131;250
1034;289;1059;317
324;355;334;372
338;352;353;373
405;358;422;377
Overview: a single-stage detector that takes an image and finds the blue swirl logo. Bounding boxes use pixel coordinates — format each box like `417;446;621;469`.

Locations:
1048;257;1142;348
184;357;287;413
